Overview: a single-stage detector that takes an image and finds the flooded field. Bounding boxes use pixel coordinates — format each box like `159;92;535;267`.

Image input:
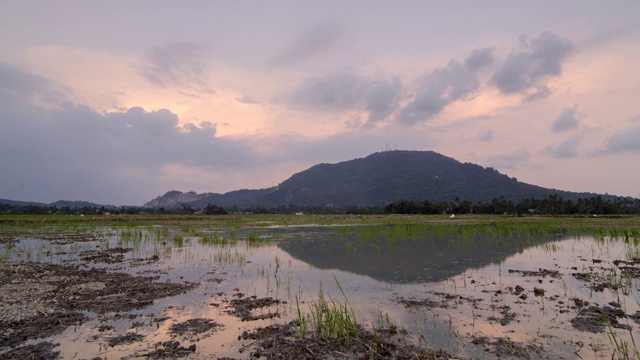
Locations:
1;215;639;359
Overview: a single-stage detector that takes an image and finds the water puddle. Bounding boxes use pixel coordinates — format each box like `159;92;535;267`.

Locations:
1;224;639;359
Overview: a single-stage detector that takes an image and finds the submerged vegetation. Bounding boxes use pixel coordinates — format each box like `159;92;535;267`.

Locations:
1;213;639;359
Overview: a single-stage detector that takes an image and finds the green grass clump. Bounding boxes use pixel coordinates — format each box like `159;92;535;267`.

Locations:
200;232;234;245
294;277;359;343
245;231;271;247
172;235;184;247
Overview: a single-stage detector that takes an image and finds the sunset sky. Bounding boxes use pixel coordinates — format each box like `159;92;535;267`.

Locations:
1;1;639;205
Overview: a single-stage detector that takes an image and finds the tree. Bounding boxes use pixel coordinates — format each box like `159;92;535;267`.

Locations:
203;203;228;215
179;203;195;214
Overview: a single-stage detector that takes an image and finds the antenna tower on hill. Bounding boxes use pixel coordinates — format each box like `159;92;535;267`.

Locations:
382;142;397;152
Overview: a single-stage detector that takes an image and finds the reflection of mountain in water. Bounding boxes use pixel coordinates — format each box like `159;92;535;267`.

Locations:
278;228;568;283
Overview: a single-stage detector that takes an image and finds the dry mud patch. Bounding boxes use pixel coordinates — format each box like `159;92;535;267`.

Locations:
234;323;456;360
79;246;132;264
570;305;631;333
0;260;196;352
226;296;283;322
0;341;61;360
169;318;222;341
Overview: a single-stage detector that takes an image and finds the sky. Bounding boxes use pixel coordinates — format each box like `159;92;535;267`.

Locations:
1;1;639;206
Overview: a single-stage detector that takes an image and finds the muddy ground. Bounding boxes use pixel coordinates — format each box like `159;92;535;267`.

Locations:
0;259;196;357
1;228;639;359
0;257;459;360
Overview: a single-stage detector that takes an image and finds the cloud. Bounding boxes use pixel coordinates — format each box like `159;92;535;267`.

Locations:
363;79;404;125
604;126;640;153
288;73;365;111
464;47;495;72
396;55;482;125
268;22;344;68
490;32;573;99
486;148;530;170
137;43;211;90
477;129;493;142
287;72;403;125
236;95;260;104
6;103;257;169
0;82;266;204
0;62;68;107
543;135;582;158
577;27;636;50
523;85;552;102
552;105;581;132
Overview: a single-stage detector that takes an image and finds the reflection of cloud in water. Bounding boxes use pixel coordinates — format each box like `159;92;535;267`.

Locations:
278;230;569;283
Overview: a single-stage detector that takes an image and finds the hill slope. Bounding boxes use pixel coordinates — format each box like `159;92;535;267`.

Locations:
0;198;113;208
145;150;605;208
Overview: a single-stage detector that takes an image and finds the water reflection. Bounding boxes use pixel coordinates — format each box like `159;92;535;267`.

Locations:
3;223;639;359
279;227;568;283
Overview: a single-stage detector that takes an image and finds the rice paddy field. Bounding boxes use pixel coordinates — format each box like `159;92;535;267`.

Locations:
1;214;639;359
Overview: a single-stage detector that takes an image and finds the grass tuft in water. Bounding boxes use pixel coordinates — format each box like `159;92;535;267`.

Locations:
607;320;640;360
294;277;359;343
200;232;235;245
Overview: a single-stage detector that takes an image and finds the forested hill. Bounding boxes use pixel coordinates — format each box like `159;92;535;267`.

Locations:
257;150;600;206
146;150;607;208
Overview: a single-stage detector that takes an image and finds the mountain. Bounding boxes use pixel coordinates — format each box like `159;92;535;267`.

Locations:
0;198;116;209
144;189;273;209
145;150;608;209
49;200;114;208
143;190;210;208
0;199;49;207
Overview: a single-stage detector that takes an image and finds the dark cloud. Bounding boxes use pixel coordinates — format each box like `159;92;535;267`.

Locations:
288;72;403;125
543;135;581;158
289;73;369;111
0;62;52;95
138;43;211;90
552;105;580;132
0;62;68;106
363;79;403;125
486;149;529;170
268;22;344;68
396;58;480;125
464;47;495;72
0;67;263;204
393;48;494;125
0;104;263;204
604;126;640;153
285;34;567;127
490;32;573;99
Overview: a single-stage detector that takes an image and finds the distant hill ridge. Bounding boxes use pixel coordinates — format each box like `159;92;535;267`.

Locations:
145;150;607;209
0;198;115;208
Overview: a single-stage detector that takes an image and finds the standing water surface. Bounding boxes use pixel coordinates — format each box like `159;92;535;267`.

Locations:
1;217;639;359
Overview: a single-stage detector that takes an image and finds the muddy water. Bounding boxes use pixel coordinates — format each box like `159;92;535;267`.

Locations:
2;225;640;359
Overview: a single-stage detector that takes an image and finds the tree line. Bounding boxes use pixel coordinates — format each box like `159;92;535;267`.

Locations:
1;195;639;216
0;203;230;216
384;195;640;215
